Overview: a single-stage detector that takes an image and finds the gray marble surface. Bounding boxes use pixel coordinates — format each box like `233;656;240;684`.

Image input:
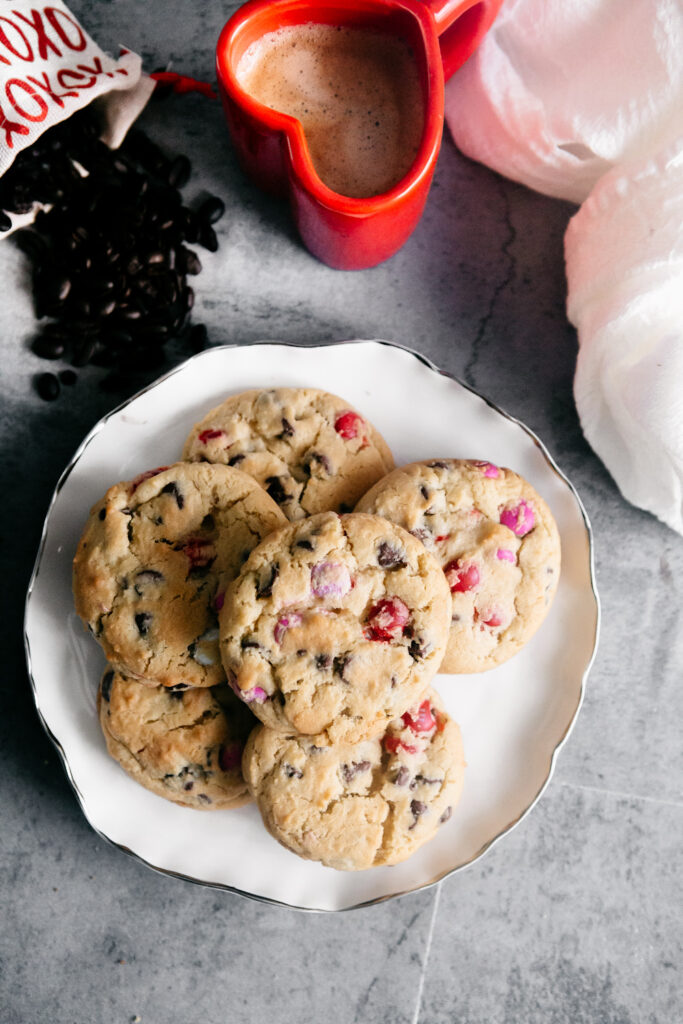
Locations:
1;3;681;1022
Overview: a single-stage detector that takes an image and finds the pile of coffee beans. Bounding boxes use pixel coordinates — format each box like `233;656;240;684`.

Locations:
0;106;224;401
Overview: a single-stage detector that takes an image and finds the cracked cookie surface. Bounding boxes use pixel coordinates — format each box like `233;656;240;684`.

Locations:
219;511;451;744
98;668;255;809
73;462;286;688
356;459;561;672
242;688;464;870
182;387;394;521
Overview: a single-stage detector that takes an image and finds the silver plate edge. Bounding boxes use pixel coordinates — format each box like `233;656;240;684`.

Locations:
23;337;601;914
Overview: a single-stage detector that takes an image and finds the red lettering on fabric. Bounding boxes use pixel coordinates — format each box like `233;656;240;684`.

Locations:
44;8;86;51
0;101;31;144
13;8;63;60
6;77;48;120
0;16;34;61
27;69;78;106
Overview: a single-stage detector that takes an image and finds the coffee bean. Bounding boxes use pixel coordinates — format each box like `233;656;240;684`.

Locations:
96;298;117;318
32;334;65;360
198;196;226;225
0;210;11;232
13;113;223;398
35;372;60;401
71;338;98;367
180;207;199;243
198;223;218;252
59;369;77;386
167;155;191;189
181;248;202;275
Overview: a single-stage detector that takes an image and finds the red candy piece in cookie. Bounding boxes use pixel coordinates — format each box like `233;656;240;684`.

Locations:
129;466;170;493
365;596;410;641
383;734;418;756
444;559;480;593
402;699;437;734
480;607;505;628
197;428;225;444
334;410;364;439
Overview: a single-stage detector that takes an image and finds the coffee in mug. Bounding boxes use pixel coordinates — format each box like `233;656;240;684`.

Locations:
235;23;424;198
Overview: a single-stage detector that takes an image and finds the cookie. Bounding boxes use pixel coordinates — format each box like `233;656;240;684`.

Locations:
73;462;287;688
356;459;561;672
98;668;254;809
181;387;394;520
242;688;464;870
219;511;451;744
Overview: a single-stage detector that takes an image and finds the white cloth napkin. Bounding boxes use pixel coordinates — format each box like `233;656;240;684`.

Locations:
445;0;683;534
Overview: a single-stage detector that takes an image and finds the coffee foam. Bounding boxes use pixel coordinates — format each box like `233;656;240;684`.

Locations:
236;24;424;198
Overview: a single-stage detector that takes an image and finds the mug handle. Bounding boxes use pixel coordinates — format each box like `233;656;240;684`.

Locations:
427;0;503;82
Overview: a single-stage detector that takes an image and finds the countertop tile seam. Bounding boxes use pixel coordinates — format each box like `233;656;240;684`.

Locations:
558;780;683;810
411;881;442;1024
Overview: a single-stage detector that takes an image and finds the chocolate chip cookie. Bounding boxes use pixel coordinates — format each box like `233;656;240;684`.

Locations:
356;459;561;672
182;387;394;520
242;688;465;870
98;668;255;809
219;511;451;744
73;462;287;688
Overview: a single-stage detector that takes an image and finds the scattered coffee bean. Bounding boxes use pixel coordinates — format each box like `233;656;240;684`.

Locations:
35;372;60;401
198;195;226;225
167;155;192;189
198;223;218;252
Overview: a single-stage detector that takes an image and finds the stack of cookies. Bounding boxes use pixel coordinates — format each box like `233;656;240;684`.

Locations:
73;386;560;871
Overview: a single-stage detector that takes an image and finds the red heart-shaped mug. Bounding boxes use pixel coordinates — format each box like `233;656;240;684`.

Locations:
216;0;502;270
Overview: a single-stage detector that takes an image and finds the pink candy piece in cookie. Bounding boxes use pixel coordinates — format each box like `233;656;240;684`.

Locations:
500;500;535;537
496;548;516;563
273;611;303;644
227;671;268;705
444;559;481;593
365;596;410;641
310;561;351;599
472;460;500;478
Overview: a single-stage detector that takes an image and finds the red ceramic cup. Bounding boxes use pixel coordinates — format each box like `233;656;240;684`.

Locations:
216;0;502;270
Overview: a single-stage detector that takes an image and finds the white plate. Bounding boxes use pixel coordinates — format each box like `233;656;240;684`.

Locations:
24;341;599;912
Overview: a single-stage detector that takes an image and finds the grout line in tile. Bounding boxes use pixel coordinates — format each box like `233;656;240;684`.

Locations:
558;780;683;810
411;881;442;1024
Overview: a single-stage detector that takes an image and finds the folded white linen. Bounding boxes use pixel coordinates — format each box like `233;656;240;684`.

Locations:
445;0;683;533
